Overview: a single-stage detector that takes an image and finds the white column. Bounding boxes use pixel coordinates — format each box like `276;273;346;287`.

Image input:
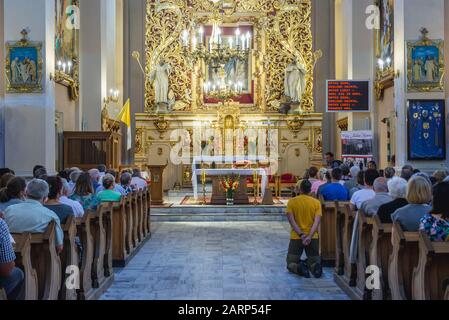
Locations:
79;0;119;131
3;0;56;176
394;0;446;170
334;0;375;158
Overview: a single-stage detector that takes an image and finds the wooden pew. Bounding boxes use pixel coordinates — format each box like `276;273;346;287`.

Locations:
90;203;112;289
12;233;38;300
369;215;393;300
146;187;152;237
412;231;449;300
319;199;349;269
131;192;140;248
356;210;374;300
59;215;78;300
28;221;62;300
137;190;145;242
102;202;114;279
388;223;419;300
124;195;134;254
343;204;356;284
335;202;349;276
112;198;128;267
76;211;95;300
142;188;149;237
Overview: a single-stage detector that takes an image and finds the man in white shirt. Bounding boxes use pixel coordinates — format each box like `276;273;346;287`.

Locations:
59;179;84;218
131;169;148;190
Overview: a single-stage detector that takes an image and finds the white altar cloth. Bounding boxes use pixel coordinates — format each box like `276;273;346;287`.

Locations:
192;168;268;200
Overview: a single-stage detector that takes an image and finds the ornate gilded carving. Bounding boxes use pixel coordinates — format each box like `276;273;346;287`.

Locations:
135;127;144;155
286;117;305;138
314;128;322;154
336;117;349;132
153;117;170;138
145;0;316;113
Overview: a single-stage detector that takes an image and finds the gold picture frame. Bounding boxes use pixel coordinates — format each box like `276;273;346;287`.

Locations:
374;0;394;100
407;30;444;92
5;32;43;93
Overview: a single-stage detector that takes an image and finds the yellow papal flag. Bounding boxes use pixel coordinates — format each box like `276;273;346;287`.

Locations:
117;99;132;151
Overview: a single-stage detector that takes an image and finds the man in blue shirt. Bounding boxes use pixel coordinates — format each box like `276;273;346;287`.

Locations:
0;218;24;300
320;168;349;201
5;179;64;254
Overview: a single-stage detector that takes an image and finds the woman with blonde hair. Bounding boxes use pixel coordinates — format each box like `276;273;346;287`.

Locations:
391;176;432;231
311;168;328;196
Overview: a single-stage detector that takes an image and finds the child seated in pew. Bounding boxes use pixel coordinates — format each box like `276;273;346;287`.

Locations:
286;180;323;279
44;176;75;224
0;218;24;300
97;174;122;203
420;182;449;242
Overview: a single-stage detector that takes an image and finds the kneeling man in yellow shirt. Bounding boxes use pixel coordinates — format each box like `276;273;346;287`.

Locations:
286;179;322;278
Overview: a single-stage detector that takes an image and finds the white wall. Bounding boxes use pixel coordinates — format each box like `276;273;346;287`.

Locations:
79;0;121;131
3;0;56;175
395;0;447;170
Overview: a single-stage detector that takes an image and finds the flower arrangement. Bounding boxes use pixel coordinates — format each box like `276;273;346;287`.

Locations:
220;175;240;205
221;175;240;193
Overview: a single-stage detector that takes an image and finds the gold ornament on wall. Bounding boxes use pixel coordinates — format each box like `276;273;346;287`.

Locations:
145;0;317;114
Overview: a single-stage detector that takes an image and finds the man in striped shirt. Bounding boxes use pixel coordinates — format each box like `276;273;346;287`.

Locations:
0;218;24;300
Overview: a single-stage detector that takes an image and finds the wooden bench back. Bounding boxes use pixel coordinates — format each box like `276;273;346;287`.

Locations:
356;210;374;299
388;222;419;300
370;215;393;300
59;215;78;300
112;198;127;265
11;232;37;300
413;230;449;300
76;211;94;300
29;220;62;300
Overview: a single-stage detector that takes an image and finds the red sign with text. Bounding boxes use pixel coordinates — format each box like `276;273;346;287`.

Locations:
326;80;370;112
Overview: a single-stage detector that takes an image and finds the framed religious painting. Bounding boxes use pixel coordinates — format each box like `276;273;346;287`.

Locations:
407;99;446;161
5;32;43;93
374;0;394;100
407;29;444;92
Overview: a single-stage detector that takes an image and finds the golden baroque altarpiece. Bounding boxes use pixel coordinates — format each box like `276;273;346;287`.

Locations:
135;0;324;190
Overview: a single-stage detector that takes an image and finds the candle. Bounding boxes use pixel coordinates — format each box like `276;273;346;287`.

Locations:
229;38;233;49
192;36;197;50
235;28;241;46
246;32;251;50
241;35;246;50
198;26;204;44
378;58;384;71
62;62;67;74
67;61;73;74
57;60;62;71
182;29;189;47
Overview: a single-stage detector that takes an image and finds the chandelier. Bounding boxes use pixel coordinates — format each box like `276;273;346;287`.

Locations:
180;0;252;103
181;21;251;70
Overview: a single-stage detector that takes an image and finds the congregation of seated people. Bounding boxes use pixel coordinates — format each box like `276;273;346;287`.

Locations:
302;160;449;244
0;165;148;300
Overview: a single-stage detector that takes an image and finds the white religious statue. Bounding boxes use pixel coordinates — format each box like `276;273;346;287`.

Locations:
284;59;307;103
149;59;172;105
11;57;21;84
424;57;436;82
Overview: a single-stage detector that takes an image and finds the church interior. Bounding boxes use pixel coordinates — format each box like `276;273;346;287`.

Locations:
1;0;449;304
